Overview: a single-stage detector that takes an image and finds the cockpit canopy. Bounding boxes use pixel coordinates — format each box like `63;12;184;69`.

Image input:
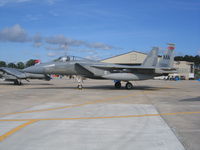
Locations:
55;56;71;62
54;56;96;62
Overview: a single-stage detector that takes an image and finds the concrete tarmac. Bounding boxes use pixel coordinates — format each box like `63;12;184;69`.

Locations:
0;79;199;150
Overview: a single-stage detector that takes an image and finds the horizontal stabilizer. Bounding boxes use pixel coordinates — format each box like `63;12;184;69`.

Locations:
0;67;26;79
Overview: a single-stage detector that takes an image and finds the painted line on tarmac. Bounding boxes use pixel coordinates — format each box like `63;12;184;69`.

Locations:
0;91;148;116
0;111;199;142
0;120;38;142
0;111;200;122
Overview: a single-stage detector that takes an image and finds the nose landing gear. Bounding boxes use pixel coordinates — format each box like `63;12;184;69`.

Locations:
74;76;83;89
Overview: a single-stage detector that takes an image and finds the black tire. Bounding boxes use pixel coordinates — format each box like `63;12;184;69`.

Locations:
77;85;83;89
125;82;133;89
14;80;19;85
14;80;22;85
115;81;121;89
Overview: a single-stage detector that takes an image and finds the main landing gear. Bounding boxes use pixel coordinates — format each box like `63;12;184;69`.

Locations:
114;81;133;90
125;82;133;89
14;80;22;85
115;81;121;89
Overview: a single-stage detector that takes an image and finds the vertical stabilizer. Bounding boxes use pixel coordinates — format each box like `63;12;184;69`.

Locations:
142;47;159;67
158;43;175;68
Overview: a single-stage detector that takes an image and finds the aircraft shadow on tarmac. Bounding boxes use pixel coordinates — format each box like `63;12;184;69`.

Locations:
0;82;53;86
27;85;175;91
179;96;200;102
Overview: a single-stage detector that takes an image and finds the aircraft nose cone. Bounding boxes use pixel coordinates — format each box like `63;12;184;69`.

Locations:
23;65;44;74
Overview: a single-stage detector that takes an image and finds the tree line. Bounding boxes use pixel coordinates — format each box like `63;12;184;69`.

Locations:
174;55;200;66
0;59;37;69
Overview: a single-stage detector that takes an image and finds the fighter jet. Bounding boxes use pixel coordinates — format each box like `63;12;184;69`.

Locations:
24;44;176;89
0;67;51;85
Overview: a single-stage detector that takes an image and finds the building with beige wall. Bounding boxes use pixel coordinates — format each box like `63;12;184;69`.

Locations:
173;61;194;79
102;51;147;65
102;51;194;80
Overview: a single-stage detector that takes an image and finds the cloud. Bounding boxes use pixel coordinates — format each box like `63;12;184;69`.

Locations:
86;42;114;50
45;35;114;50
0;24;116;53
47;52;57;57
0;24;29;42
0;0;59;6
84;50;100;60
85;55;100;60
47;50;66;57
45;0;58;5
45;35;85;47
33;33;43;47
45;44;67;50
0;0;32;6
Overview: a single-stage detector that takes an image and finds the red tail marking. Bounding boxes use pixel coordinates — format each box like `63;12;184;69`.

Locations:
34;60;41;64
168;46;175;50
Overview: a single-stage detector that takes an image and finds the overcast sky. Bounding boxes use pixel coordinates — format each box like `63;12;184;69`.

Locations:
0;0;200;62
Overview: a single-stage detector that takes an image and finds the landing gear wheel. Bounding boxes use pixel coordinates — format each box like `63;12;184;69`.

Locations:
75;76;83;89
125;82;133;90
115;81;121;89
14;80;22;85
14;80;19;85
77;85;83;89
14;80;18;85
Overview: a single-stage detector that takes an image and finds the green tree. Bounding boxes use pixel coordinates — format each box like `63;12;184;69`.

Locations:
175;55;200;65
174;56;184;61
25;59;36;68
17;62;25;69
7;63;17;68
194;55;200;65
0;61;6;67
184;55;190;62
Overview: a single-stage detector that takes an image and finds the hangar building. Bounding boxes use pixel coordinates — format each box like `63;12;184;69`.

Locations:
102;51;194;80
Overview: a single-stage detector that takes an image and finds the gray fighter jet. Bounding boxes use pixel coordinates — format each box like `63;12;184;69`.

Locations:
0;67;51;85
24;44;176;89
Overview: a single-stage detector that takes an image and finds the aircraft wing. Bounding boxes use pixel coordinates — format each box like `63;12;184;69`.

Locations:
91;64;156;70
91;64;176;70
74;63;94;76
0;67;26;79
